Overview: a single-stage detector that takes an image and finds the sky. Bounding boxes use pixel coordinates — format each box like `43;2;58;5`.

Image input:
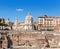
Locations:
0;0;60;22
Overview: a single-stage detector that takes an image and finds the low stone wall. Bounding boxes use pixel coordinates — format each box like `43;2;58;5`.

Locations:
12;46;60;49
13;46;39;49
45;48;60;49
1;47;60;49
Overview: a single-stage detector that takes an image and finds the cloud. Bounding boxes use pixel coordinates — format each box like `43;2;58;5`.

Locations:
16;8;23;12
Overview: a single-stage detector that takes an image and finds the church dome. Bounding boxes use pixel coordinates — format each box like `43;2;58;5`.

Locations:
25;12;33;24
25;12;33;20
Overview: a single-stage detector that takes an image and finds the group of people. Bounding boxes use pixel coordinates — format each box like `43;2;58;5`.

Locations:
0;35;13;49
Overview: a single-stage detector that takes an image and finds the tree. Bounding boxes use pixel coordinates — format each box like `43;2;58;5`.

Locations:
0;23;8;30
0;19;8;30
0;19;2;22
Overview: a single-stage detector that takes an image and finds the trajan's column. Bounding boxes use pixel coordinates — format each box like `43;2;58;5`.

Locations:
24;12;34;31
13;16;19;30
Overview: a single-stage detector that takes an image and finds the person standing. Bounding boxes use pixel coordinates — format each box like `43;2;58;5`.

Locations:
0;37;3;48
6;35;13;49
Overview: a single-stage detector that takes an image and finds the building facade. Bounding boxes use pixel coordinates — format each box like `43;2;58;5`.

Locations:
54;17;60;32
38;15;60;32
38;15;56;31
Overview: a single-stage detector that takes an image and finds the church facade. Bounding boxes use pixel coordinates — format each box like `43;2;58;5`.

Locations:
24;12;34;31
